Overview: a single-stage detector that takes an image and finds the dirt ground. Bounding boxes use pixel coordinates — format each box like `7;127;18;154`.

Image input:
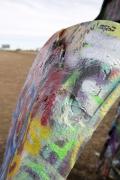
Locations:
0;51;119;179
0;50;35;165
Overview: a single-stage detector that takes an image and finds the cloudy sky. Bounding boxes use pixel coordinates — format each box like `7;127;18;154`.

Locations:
0;0;103;50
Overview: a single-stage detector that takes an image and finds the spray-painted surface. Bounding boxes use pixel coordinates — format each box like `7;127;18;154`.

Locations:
0;20;120;179
98;107;120;179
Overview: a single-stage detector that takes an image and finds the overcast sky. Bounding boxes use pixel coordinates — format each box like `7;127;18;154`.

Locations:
0;0;103;49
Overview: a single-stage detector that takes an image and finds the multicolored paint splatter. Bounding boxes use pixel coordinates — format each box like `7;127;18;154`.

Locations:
0;20;120;180
97;105;120;179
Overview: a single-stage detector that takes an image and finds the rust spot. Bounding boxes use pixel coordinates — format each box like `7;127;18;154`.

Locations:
59;29;66;38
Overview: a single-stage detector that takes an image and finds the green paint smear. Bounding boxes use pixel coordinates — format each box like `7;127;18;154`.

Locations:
63;70;80;89
102;63;110;74
92;95;104;105
49;140;75;160
83;42;91;48
14;172;31;180
24;161;49;180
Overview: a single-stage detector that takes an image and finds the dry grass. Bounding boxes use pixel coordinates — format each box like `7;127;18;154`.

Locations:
0;50;119;179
